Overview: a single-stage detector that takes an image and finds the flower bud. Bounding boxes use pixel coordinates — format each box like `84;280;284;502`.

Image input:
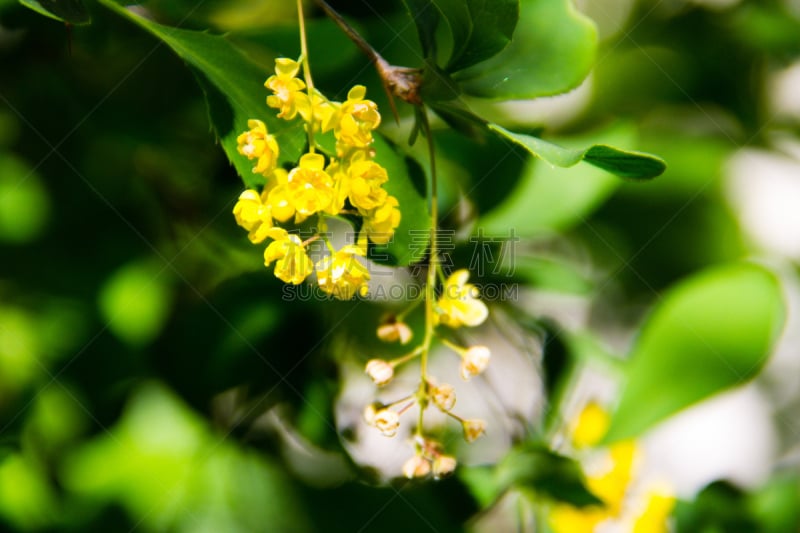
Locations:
373;409;400;437
402;454;431;479
363;402;380;425
365;359;394;386
431;383;456;412
432;455;457;479
377;321;413;345
460;345;491;381
462;419;486;443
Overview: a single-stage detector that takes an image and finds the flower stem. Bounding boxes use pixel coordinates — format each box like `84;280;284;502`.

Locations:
296;0;316;152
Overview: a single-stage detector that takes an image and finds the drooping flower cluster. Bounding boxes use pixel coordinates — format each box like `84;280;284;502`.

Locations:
233;58;401;298
363;269;491;479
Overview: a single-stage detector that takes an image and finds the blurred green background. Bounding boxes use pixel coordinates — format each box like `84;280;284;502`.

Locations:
1;0;800;531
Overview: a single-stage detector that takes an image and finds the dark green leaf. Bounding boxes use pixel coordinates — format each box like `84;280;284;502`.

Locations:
370;134;430;267
401;0;440;59
454;0;596;100
19;0;90;25
496;443;602;507
98;0;305;189
446;0;518;72
605;263;785;442
489;123;666;180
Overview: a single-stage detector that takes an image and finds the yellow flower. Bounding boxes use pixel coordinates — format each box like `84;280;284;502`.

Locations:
435;269;488;328
462;419;486;442
265;168;295;223
287;153;335;219
432;455;457;479
587;441;638;515
632;492;675;533
373;409;400;437
236;119;279;176
572;401;611;449
460;345;491;380
362;195;401;245
298;91;338;133
365;359;394;386
265;58;307;120
232;189;273;244
549;505;608;533
402;454;431;479
263;228;313;285
334;85;381;154
347;158;389;211
431;383;456;411
315;244;370;300
376;320;413;345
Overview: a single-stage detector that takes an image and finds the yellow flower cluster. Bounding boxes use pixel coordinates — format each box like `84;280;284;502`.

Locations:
233;58;402;298
549;402;675;532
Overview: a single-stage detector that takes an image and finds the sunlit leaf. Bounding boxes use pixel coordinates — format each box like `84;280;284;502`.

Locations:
453;0;596;99
0;154;50;244
18;0;90;25
98;0;305;189
489;124;666;180
605;263;785;442
446;0;518;72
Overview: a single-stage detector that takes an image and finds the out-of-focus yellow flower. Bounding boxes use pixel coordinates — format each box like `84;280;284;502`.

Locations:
432;455;457;479
373;409;400;437
431;383;456;411
362;195;401;245
334;85;381;154
549;505;608;533
632;492;675;533
236;119;279;176
232;189;272;243
287;153;335;220
347;158;389;211
376;320;413;344
572;401;611;449
402;454;431;479
588;441;638;515
265;58;307;120
263;228;313;285
315;244;370;300
435;270;488;328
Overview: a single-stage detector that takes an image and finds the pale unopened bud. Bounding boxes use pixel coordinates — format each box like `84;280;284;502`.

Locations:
374;409;400;437
363;403;380;425
402;454;431;479
377;321;413;344
432;455;457;479
431;383;456;411
365;359;394;386
462;419;486;442
460;345;491;380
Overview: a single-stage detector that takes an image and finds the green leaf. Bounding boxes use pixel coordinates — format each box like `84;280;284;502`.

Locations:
496;443;602;507
446;0;518;73
453;0;596;99
370;134;430;266
605;263;785;442
401;0;440;59
479;124;644;234
98;0;305;189
18;0;90;25
489;123;666;180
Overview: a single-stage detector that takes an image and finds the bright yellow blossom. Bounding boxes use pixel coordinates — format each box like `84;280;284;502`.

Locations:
632;492;675;533
265;168;295;223
334;85;381;154
232;189;272;244
298;91;338;133
572;401;611;449
263;228;313;285
286;153;336;220
315;244;370;300
361;195;401;245
347;159;389;211
236;119;279;176
435;269;489;328
265;58;307;120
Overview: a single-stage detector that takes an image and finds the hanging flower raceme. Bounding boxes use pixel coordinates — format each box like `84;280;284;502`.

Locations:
233;56;401;299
